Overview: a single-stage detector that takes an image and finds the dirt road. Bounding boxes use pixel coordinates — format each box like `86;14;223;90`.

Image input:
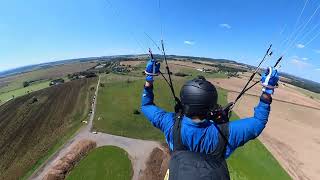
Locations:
210;77;320;180
29;76;160;180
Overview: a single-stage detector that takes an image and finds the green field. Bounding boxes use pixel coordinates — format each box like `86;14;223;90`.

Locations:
178;66;228;79
93;74;290;179
0;80;50;106
66;146;132;180
94;74;188;141
0;68;61;94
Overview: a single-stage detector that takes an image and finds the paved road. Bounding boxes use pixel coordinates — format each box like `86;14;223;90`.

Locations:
29;76;160;180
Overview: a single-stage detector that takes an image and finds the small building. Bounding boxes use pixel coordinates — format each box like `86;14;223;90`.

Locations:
196;68;212;73
94;64;106;69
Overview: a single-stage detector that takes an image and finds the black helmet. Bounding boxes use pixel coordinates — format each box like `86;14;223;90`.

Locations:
180;76;218;117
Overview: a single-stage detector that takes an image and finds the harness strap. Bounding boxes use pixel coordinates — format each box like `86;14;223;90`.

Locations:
211;123;230;157
173;113;187;151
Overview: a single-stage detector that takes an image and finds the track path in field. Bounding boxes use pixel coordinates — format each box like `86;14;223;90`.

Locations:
29;76;160;180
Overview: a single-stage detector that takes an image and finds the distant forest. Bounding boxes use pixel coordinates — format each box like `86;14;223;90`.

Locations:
279;73;320;93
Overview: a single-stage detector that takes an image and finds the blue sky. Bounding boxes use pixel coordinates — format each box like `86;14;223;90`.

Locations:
0;0;320;82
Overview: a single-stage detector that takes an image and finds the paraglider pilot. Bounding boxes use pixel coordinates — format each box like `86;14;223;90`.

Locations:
141;58;279;180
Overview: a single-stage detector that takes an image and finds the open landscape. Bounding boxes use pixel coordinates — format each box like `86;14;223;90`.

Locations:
0;54;319;180
211;77;320;180
0;77;97;179
3;1;320;179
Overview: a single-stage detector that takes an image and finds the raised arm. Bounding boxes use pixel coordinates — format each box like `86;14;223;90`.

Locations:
140;59;174;134
225;67;279;158
225;94;271;157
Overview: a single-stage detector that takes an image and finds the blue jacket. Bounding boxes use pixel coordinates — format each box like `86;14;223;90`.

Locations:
141;85;271;158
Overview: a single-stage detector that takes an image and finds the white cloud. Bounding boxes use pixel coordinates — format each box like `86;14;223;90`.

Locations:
291;56;311;68
302;57;308;61
316;68;320;71
296;44;305;48
314;49;320;54
184;40;195;45
219;23;232;29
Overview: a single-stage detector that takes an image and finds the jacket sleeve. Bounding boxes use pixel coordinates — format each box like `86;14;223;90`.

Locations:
225;98;271;158
141;85;174;135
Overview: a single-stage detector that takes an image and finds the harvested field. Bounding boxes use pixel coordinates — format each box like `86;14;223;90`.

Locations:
0;78;97;179
211;77;320;109
44;139;96;180
120;60;215;71
229;93;320;180
119;60;227;80
169;60;216;70
120;60;216;70
213;77;320;180
0;62;97;93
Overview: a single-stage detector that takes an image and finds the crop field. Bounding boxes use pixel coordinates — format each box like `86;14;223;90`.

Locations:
0;80;50;106
0;62;96;94
292;84;320;100
66;146;132;180
121;59;228;80
0;78;97;179
93;72;290;179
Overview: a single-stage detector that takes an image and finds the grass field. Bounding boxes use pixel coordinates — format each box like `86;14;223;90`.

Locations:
0;80;50;106
93;74;290;179
178;66;228;79
0;78;97;179
66;146;132;180
94;76;185;141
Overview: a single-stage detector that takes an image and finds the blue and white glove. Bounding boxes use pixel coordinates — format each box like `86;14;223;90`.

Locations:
261;66;279;95
145;59;160;82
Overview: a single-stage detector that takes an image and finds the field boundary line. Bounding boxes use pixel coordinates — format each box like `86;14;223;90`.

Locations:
228;90;320;111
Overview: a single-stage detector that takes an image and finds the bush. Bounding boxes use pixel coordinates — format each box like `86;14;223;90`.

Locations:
192;61;202;64
174;72;189;77
23;81;30;87
100;83;105;87
133;109;140;115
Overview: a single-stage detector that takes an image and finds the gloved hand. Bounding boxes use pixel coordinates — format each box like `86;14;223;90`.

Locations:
145;59;160;82
261;66;279;95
